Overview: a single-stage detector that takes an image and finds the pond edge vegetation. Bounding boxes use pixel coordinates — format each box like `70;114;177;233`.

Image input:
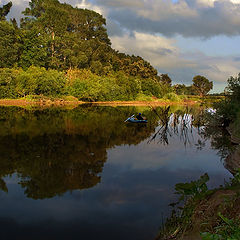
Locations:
156;73;240;240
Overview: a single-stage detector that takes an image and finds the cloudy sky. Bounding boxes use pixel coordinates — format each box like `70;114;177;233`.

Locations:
2;0;240;92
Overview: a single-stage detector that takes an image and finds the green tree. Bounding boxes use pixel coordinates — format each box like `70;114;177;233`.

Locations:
21;0;111;70
173;84;186;95
192;75;213;97
18;28;48;69
225;73;240;102
160;74;172;86
0;2;20;68
0;21;20;68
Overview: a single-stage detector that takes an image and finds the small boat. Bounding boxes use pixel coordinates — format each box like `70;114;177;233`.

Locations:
125;117;148;123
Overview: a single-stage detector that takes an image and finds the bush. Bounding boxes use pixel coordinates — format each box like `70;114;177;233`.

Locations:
163;92;180;102
140;78;163;98
66;69;142;101
66;69;102;101
135;93;153;101
0;68;20;98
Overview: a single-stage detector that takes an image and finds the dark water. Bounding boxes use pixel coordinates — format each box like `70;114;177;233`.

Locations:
0;105;232;240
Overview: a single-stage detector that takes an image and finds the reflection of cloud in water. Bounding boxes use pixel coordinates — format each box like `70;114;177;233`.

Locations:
0;166;231;240
107;134;231;176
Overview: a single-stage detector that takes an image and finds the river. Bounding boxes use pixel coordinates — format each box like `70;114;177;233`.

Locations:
0;105;232;240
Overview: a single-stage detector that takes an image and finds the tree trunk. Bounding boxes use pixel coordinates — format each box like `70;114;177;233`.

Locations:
51;31;55;58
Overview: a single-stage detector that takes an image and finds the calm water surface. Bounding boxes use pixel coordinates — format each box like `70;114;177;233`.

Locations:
0;105;232;240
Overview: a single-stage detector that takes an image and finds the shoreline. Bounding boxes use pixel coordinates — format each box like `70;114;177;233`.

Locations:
0;99;199;107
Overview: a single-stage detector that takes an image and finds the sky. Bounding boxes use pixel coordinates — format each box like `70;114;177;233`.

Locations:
2;0;240;92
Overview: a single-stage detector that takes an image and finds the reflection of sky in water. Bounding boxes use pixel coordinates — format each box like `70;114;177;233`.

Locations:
0;125;232;240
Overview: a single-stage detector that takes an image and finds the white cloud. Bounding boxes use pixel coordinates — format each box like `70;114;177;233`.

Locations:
110;31;239;91
111;31;186;69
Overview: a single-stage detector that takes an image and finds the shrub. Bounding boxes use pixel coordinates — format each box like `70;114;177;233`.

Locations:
163;92;180;102
135;93;153;101
0;68;20;98
16;66;66;97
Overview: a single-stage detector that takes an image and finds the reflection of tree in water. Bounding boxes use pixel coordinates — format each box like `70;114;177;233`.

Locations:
201;125;234;160
0;106;157;199
0;133;106;199
200;114;238;174
148;106;207;147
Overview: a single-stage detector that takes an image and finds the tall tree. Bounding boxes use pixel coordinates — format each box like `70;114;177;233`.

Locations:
21;0;111;70
192;75;213;97
19;28;48;69
160;74;172;86
0;21;20;68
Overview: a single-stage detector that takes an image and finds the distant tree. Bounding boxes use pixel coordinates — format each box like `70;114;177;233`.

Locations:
185;85;196;95
192;75;213;97
173;84;186;95
160;74;172;86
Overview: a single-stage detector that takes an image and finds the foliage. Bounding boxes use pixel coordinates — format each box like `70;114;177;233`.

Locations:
225;73;240;102
160;73;172;86
173;84;196;95
163;92;180;102
0;67;66;98
175;173;209;201
0;68;19;98
20;0;111;70
201;213;240;240
207;73;240;128
66;69;166;101
135;93;153;101
157;174;211;239
0;1;212;101
18;28;48;69
0;20;20;68
158;166;240;240
192;75;213;96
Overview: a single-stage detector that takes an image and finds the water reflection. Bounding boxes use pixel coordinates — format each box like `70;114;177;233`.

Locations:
148;105;207;148
0;105;233;240
201;115;238;174
0;105;158;198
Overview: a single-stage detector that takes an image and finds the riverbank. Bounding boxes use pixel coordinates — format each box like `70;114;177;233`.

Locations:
156;175;240;240
156;120;240;240
0;98;210;107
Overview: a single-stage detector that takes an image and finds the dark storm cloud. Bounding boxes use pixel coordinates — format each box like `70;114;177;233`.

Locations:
3;0;240;38
93;0;240;38
106;20;125;36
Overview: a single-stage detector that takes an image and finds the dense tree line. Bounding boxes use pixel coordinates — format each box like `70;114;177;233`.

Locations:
0;1;212;101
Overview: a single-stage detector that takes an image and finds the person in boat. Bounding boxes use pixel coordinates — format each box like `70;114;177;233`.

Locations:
136;113;144;120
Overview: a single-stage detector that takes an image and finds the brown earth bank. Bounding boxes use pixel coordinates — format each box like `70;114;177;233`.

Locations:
0;99;82;106
181;190;240;240
0;99;199;107
162;130;240;240
157;189;240;240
